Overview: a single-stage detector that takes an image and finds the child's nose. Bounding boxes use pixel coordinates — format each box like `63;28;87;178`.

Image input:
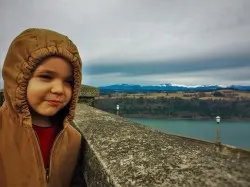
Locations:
50;80;64;94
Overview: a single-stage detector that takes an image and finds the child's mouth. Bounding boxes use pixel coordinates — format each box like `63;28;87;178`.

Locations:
47;100;61;105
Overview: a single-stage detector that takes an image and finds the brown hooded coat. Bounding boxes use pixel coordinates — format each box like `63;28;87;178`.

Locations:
0;28;83;187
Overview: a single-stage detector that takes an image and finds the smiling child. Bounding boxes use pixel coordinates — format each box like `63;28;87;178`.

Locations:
0;28;84;187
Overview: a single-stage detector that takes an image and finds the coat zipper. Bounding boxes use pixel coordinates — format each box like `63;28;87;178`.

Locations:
46;168;50;182
47;129;64;183
33;131;48;185
33;129;64;184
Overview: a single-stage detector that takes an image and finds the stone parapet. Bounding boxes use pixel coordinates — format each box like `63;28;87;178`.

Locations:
78;85;100;107
74;103;250;187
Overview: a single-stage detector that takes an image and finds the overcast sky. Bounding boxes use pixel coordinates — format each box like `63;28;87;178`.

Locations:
0;0;250;87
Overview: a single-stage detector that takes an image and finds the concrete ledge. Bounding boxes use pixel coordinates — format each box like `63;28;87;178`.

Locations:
79;85;99;98
74;104;250;187
78;85;100;106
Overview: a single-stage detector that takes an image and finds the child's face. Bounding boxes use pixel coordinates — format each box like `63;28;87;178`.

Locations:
27;57;73;117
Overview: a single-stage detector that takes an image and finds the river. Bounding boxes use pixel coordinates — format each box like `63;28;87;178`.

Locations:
127;118;250;150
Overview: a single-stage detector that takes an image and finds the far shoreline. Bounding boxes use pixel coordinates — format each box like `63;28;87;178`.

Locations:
122;114;250;122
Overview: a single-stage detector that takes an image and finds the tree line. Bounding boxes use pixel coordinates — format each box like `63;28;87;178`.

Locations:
95;97;250;119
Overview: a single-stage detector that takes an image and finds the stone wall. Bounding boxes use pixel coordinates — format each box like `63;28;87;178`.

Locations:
78;85;100;107
74;103;250;187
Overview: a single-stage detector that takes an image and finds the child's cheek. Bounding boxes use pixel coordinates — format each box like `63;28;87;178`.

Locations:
27;79;44;102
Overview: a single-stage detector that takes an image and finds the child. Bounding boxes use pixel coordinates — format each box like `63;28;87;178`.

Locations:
0;28;84;187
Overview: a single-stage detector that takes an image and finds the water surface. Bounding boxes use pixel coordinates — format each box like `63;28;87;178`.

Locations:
127;118;250;150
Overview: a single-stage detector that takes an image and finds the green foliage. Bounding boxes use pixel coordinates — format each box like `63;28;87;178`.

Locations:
95;97;250;119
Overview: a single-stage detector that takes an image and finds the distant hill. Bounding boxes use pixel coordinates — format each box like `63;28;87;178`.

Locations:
99;83;250;94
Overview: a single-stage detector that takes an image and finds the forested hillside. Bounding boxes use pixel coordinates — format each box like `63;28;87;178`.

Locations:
95;91;250;120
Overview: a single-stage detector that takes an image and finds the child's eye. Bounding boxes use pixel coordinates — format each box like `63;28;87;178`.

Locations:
65;79;73;85
39;75;52;79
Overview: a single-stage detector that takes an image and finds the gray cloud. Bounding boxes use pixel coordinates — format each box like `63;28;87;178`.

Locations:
83;55;250;76
0;0;250;87
84;67;250;87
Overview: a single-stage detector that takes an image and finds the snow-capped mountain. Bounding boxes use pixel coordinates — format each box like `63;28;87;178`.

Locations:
99;83;250;93
156;83;228;88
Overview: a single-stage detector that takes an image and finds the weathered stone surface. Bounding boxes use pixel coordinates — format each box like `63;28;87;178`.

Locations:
78;97;95;107
78;85;99;107
79;85;99;98
74;103;250;187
